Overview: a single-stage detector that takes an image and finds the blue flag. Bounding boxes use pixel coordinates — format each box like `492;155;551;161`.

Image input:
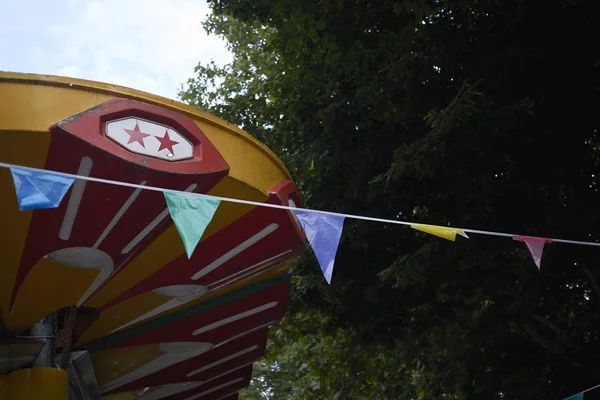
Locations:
165;192;221;259
295;210;344;284
10;167;75;211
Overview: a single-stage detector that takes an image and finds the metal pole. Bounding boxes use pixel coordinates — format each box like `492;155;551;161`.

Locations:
30;314;55;367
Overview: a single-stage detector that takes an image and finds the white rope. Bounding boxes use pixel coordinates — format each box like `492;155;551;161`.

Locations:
2;161;600;248
563;381;600;399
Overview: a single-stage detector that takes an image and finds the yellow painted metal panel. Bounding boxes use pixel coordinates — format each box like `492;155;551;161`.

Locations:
0;132;50;326
196;119;290;194
0;368;68;400
6;259;99;334
91;344;163;387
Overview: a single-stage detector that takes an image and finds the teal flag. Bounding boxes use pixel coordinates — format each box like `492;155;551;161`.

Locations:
164;192;220;258
565;393;584;400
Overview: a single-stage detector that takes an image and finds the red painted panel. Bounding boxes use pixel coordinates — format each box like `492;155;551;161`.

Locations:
160;366;251;400
199;385;245;400
110;282;289;349
11;99;229;308
269;179;303;209
107;330;266;394
102;181;303;311
56;98;229;175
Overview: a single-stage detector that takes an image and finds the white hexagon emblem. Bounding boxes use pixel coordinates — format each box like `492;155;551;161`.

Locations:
106;117;193;161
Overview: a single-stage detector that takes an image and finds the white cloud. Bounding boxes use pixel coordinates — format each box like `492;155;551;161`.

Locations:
0;0;231;99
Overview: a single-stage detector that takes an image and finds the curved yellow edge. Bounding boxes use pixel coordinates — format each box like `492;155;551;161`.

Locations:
0;368;68;400
0;72;293;185
0;132;50;328
0;73;294;335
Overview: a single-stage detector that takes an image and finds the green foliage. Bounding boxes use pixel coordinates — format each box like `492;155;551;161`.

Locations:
181;0;600;398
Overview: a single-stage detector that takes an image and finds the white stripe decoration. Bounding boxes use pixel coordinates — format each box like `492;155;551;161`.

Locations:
213;321;278;348
101;329;263;393
141;364;253;400
94;180;147;249
43;247;115;307
121;183;198;254
139;381;205;400
184;378;243;400
109;285;208;333
191;224;279;280
186;345;258;377
100;342;213;394
192;302;278;336
110;250;289;334
198;363;252;387
59;156;93;240
207;251;292;290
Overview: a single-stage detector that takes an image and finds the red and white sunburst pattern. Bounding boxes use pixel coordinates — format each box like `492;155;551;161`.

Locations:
103;330;267;395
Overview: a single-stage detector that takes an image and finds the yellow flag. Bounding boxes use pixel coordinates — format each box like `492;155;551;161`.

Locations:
410;224;469;241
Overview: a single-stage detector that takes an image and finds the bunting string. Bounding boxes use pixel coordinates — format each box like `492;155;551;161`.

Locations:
2;161;600;248
563;380;600;399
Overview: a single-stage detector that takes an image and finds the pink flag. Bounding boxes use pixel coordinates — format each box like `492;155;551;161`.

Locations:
513;235;552;269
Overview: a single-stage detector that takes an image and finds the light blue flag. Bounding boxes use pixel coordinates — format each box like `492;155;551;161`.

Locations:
564;393;584;400
295;210;344;284
10;167;75;211
164;192;221;259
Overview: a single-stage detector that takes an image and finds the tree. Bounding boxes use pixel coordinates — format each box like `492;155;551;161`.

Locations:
181;0;600;398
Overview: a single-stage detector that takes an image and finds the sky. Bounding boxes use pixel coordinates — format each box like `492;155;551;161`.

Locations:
0;0;232;99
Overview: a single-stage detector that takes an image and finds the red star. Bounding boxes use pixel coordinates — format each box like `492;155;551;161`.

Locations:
124;123;151;147
155;130;179;155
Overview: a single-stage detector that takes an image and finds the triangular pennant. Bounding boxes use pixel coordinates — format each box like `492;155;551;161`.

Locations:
513;235;551;270
10;167;75;211
295;210;344;284
564;393;584;400
164;192;221;258
410;223;469;241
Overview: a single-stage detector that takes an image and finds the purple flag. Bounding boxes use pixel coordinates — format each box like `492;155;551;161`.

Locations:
295;210;345;284
513;235;552;270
